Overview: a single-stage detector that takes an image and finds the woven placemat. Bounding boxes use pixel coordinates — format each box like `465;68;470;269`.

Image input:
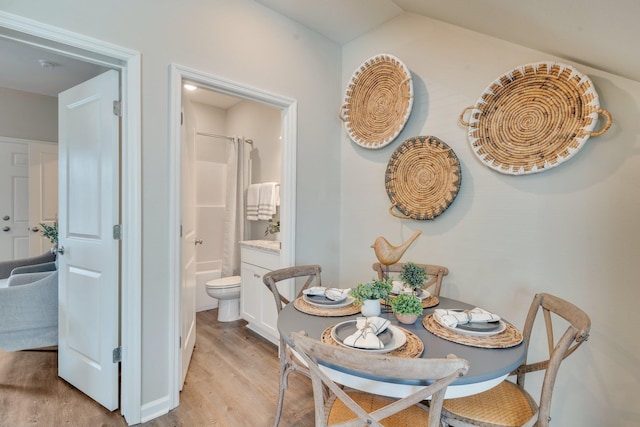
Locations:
321;325;424;358
382;295;439;309
340;53;413;149
293;297;361;317
385;136;461;220
422;314;523;349
460;62;613;175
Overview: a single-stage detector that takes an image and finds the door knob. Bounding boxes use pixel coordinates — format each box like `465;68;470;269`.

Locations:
31;226;40;232
195;239;203;245
52;245;65;255
2;215;9;221
2;226;9;232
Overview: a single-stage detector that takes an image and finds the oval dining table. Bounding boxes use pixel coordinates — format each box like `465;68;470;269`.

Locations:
278;295;526;399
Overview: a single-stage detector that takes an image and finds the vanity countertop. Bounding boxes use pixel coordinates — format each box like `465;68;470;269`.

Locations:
240;240;281;253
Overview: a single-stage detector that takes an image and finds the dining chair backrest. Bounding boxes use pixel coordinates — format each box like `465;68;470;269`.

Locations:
262;264;322;427
263;265;322;314
290;331;469;427
372;262;449;297
515;292;591;425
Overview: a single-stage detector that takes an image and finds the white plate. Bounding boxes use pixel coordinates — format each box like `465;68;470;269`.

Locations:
434;314;506;337
303;294;354;308
331;321;407;353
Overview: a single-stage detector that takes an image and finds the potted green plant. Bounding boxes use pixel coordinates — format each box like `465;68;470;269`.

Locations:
39;222;58;250
399;262;428;292
349;278;392;317
390;293;423;324
264;218;280;240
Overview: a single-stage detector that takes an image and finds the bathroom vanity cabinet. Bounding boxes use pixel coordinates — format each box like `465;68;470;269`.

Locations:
240;240;284;345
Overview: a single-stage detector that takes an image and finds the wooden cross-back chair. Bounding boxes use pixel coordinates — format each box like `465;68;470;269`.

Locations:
290;331;469;427
441;292;591;427
372;262;449;297
262;265;322;427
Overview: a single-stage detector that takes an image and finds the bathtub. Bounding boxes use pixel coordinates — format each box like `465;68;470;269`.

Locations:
196;268;221;312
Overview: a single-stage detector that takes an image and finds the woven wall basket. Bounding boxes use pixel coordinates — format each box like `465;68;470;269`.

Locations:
460;62;612;175
340;53;413;149
385;136;461;220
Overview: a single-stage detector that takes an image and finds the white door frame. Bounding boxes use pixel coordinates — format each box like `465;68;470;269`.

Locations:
0;11;142;425
168;63;297;408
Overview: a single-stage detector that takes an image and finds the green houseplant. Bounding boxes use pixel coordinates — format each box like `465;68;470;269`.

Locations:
39;222;58;246
264;218;280;236
349;278;392;317
390;293;423;324
399;262;428;291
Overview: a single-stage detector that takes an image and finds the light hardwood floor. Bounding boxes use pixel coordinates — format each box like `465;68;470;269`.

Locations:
0;309;315;426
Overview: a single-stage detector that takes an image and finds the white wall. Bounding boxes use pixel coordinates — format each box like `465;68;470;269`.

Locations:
340;13;640;427
0;87;57;141
0;0;343;419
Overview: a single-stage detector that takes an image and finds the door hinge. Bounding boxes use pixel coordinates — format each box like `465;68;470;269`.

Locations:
113;224;123;240
179;336;182;348
113;346;122;363
180;112;183;125
113;100;122;116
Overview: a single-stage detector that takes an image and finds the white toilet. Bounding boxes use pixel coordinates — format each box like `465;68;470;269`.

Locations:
205;275;242;322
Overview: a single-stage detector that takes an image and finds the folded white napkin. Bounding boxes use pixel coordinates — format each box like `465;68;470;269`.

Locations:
391;280;430;298
302;286;349;302
343;316;391;349
434;307;501;328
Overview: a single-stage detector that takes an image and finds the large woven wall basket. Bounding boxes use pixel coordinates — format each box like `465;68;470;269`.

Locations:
385;136;461;220
340;53;413;149
460;62;612;175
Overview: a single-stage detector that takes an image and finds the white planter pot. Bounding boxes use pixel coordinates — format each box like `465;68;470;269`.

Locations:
360;299;381;317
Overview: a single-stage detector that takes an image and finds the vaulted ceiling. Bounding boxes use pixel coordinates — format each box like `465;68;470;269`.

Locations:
1;0;638;101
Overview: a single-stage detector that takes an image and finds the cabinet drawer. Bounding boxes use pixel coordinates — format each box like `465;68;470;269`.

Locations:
241;246;280;270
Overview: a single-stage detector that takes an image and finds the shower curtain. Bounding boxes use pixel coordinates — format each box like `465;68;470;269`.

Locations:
221;137;247;277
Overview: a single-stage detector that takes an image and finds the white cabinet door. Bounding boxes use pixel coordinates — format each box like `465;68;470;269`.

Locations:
240;262;262;324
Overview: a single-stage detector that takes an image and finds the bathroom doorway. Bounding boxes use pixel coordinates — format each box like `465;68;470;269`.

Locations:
168;64;297;409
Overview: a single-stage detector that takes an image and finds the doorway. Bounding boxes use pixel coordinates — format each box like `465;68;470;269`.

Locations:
0;11;142;425
168;63;297;408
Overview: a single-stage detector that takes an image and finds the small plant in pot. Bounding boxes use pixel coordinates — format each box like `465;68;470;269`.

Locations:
399;262;428;293
390;293;423;324
264;219;280;239
349;278;392;317
39;222;58;252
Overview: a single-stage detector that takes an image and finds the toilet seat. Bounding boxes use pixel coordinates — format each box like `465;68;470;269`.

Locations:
206;276;241;289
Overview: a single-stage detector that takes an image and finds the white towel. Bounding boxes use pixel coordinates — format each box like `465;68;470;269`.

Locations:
257;182;279;220
246;184;260;221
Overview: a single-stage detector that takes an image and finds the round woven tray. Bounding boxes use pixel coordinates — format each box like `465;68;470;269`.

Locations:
385;136;461;220
460;62;613;175
422;314;523;349
321;325;424;358
293;297;361;317
340;53;413;149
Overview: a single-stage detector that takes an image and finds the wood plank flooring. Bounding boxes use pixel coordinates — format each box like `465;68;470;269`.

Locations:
0;309;315;426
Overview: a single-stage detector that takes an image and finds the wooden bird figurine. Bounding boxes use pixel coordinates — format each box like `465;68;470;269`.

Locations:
371;230;422;266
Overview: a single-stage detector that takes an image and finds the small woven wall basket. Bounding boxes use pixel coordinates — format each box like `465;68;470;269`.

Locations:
340;53;413;149
385;136;461;220
460;62;612;175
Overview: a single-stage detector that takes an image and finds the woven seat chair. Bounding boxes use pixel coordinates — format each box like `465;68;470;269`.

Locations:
372;262;449;297
263;265;323;427
440;292;591;427
290;331;469;427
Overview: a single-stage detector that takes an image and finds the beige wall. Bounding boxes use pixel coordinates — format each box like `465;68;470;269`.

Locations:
0;0;343;418
340;13;640;426
0;87;57;142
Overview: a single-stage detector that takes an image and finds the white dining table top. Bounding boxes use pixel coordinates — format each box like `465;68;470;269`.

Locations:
278;295;526;399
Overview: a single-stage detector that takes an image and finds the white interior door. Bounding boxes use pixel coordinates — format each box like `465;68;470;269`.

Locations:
180;109;197;389
0;139;29;261
28;142;58;256
58;70;120;411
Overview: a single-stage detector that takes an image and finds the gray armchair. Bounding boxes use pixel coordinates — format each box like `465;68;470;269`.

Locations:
0;254;58;352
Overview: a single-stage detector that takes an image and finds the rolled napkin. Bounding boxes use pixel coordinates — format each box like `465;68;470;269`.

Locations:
302;286;349;302
343;316;391;349
391;280;430;298
434;307;501;328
